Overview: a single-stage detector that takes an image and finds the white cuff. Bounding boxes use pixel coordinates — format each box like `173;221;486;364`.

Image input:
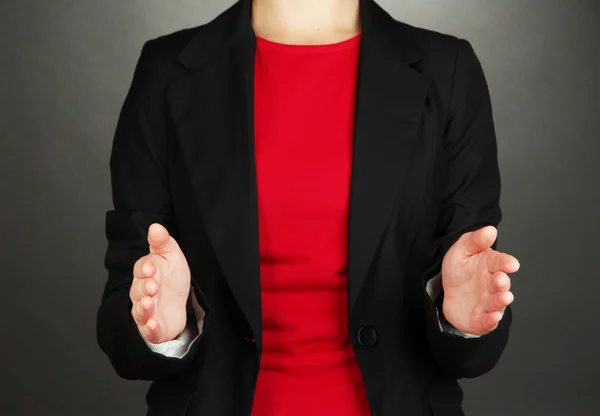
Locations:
142;321;202;358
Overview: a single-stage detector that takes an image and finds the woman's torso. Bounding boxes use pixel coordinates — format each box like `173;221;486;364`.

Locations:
251;34;370;416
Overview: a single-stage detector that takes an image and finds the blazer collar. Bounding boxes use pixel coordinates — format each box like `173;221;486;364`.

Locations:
167;0;432;359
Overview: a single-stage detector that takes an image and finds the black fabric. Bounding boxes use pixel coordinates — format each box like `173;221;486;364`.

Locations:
96;0;512;414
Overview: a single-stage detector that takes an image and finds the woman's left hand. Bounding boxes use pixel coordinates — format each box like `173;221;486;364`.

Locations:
441;226;520;336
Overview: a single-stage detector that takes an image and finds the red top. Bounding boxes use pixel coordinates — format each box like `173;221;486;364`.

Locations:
251;34;371;416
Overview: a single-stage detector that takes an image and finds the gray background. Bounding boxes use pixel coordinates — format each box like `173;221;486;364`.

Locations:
1;0;599;415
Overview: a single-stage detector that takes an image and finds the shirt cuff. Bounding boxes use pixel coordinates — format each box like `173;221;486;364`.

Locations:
142;324;201;358
426;272;490;339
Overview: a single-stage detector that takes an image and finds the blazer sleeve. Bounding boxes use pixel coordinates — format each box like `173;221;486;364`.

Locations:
422;38;512;379
96;40;210;381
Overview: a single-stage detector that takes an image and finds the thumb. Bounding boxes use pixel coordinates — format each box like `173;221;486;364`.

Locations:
461;225;497;257
148;223;177;257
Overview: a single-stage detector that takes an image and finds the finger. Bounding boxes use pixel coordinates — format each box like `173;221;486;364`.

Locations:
148;223;177;257
462;226;497;257
484;310;503;331
473;310;503;335
133;256;157;280
487;251;520;274
130;277;160;302
488;272;511;294
486;290;514;312
131;296;154;325
140;318;163;344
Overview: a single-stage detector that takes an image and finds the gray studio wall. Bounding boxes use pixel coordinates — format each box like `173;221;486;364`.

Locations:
2;0;599;415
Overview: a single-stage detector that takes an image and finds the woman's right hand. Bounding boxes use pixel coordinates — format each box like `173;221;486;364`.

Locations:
130;223;191;343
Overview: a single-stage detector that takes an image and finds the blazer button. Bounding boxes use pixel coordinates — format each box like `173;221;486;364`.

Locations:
357;325;378;348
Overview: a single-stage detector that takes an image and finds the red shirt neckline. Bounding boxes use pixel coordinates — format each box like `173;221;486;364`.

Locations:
255;33;361;52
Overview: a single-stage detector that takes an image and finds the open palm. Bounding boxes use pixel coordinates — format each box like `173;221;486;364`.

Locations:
130;223;191;343
441;226;520;336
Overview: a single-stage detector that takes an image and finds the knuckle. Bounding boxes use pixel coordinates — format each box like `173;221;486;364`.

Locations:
133;256;147;277
135;254;147;267
131;304;140;321
143;324;157;342
146;254;160;270
131;280;141;299
140;325;150;340
131;282;138;299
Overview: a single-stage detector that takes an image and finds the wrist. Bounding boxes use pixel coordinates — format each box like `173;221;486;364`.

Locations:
436;290;453;328
189;286;206;320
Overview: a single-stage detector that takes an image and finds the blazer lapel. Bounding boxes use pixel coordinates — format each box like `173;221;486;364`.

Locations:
165;0;433;347
166;1;264;348
348;0;430;314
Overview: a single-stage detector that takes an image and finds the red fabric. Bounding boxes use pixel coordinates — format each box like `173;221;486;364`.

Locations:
251;34;371;416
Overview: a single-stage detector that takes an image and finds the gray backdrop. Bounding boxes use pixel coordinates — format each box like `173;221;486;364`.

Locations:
2;0;599;415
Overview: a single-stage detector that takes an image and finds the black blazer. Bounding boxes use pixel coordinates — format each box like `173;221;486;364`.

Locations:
97;0;512;415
